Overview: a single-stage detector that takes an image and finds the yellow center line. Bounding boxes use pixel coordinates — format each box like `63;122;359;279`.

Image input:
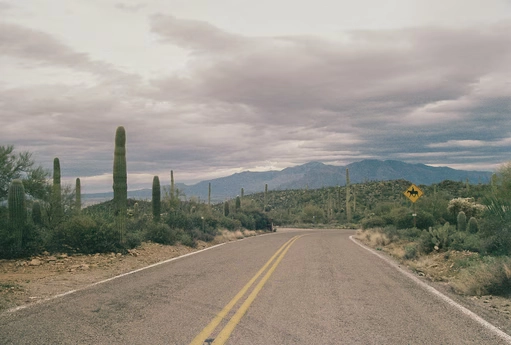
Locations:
211;235;303;345
188;235;300;345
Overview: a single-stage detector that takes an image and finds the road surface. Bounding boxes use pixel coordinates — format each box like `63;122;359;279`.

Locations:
1;229;510;344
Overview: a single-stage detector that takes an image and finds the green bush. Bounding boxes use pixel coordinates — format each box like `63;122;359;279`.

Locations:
418;231;435;254
403;244;418;260
145;222;177;245
361;216;386;229
51;215;121;254
219;217;241;231
398;227;423;241
381;225;398;242
450;232;482;252
178;231;196;247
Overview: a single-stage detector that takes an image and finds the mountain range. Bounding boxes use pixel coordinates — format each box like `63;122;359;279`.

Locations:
83;159;493;204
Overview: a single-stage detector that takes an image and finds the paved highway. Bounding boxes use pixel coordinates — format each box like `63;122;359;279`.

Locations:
1;229;510;344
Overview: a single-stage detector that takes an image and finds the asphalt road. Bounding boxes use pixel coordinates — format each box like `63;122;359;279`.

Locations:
1;229;510;344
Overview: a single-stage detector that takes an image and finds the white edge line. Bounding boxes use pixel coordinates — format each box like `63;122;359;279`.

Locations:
349;235;511;343
6;231;281;314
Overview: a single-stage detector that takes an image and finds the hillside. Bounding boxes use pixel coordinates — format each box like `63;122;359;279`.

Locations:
83;159;492;203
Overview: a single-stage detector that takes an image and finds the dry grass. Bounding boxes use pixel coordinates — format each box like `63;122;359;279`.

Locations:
452;256;511;296
355;229;390;247
214;229;258;243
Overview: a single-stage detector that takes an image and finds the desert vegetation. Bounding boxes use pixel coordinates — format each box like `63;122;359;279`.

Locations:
0;127;273;259
1;127;510;299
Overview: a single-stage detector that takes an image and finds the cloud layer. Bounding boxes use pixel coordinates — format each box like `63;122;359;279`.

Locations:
1;2;511;192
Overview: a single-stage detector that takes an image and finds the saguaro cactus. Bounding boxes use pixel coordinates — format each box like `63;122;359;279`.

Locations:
208;182;211;207
75;178;81;214
457;211;467;232
170;170;175;200
224;200;230;217
32;200;42;225
235;196;241;211
346;168;352;223
264;184;268;212
113;126;127;244
53;157;63;222
8;179;26;250
468;217;479;234
152;175;161;222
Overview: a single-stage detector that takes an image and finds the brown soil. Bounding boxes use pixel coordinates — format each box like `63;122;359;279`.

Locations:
0;230;259;312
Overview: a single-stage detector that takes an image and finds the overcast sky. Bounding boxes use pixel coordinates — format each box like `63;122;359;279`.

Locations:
1;0;511;193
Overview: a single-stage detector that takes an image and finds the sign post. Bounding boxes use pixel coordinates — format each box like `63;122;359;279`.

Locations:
404;184;424;228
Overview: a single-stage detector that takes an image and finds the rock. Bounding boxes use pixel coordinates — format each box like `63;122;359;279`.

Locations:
42;251;50;256
116;253;122;258
79;264;90;270
29;259;41;266
47;256;57;262
57;254;68;259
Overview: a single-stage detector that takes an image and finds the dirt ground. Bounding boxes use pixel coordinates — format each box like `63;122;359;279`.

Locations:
0;230;259;312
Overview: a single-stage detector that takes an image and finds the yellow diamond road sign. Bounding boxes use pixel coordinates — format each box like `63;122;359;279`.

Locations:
404;184;423;203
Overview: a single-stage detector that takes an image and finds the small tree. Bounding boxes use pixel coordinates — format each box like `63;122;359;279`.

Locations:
0;145;48;201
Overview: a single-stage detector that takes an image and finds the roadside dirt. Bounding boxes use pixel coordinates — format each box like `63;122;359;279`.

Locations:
0;230;260;312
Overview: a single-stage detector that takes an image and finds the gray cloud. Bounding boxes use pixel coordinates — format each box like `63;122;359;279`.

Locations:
1;12;511;192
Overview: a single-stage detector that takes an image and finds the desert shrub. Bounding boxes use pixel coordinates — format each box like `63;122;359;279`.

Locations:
361;216;386;229
300;205;325;224
450;232;482;252
125;230;144;248
178;231;196;247
418;231;435;254
50;215;121;254
381;225;398;242
219;217;242;231
233;213;256;230
145;222;177;245
403;244;418;260
398;227;423;241
428;223;454;251
166;211;192;230
453;256;511;296
189;228;215;242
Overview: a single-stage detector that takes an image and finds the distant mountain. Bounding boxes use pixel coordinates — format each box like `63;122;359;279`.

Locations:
83;160;492;204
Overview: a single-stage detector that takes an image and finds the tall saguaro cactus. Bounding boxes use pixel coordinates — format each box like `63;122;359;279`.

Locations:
53;157;63;222
152;175;161;222
208;182;211;207
170;170;175;200
8;179;26;250
346;168;352;223
32;200;42;225
75;178;81;214
264;184;268;212
113;126;127;244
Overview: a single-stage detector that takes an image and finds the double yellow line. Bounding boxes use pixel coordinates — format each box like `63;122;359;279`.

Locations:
189;235;303;345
